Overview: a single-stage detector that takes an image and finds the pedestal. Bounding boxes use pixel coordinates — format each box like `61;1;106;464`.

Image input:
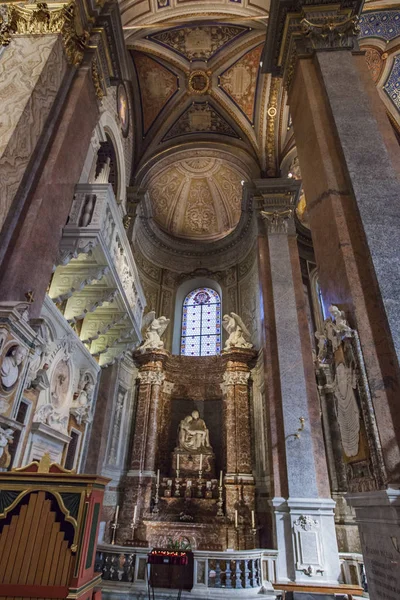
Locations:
347;488;400;600
172;450;215;477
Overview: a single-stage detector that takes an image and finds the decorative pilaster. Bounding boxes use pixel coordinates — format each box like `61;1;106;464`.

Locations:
222;348;257;549
118;350;167;543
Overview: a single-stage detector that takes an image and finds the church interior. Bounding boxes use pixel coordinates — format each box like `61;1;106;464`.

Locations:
0;0;400;598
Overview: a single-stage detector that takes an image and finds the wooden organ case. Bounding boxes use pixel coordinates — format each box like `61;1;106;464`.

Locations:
0;455;109;600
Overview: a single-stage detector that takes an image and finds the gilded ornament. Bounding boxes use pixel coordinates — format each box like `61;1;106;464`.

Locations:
0;2;89;66
91;59;104;100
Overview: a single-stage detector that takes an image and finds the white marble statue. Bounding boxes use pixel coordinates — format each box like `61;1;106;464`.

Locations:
0;427;14;460
1;345;27;390
139;311;170;353
178;410;211;452
222;313;253;351
334;361;360;457
329;305;353;337
34;403;69;434
70;380;94;425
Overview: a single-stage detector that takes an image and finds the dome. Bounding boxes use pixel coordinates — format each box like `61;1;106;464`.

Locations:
146;156;247;241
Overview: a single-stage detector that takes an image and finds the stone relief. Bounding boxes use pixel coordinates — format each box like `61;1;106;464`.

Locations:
139;311;170;353
70;372;95;425
222;313;253;351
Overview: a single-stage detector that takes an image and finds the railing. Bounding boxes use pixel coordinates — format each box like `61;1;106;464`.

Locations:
339;552;368;593
95;545;278;594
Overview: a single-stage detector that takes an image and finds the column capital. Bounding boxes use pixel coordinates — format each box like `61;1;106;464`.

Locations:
251;178;301;235
0;1;89;65
261;0;363;89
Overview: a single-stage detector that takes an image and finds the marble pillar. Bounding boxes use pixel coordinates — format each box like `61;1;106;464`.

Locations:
254;179;340;583
263;0;400;484
118;350;166;543
0;63;100;318
222;349;257;549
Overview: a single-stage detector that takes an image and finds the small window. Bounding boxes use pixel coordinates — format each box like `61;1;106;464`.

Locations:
180;287;221;356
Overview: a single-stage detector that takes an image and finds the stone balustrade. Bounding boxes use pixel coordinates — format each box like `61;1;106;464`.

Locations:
95;545;278;596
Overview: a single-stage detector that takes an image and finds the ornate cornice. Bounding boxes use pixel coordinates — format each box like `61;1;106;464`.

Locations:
0;2;89;65
261;0;364;89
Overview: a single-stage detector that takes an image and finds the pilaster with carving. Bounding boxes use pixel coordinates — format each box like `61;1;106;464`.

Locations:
222;348;257;549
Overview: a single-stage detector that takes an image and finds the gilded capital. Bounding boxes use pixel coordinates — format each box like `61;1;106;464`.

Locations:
260;208;294;235
0;2;89;66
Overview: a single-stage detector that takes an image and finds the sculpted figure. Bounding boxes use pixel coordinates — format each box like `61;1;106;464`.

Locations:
34;404;69;433
329;305;353;337
0;428;14;466
334;361;360;457
139;311;170;353
1;345;27;390
178;410;211;452
70;381;94;425
222;313;253;351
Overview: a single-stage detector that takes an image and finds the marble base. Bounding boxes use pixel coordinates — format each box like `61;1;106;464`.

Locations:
23;421;71;465
172;450;215;477
271;497;341;585
347;487;400;600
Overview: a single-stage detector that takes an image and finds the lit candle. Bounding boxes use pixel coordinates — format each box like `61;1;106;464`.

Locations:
177;453;180;470
235;509;238;528
219;470;223;487
199;453;203;470
156;469;160;485
114;505;119;523
133;505;137;524
251;510;255;529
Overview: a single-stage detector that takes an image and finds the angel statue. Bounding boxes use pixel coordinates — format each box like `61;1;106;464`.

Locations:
222;313;253;351
139;311;170;353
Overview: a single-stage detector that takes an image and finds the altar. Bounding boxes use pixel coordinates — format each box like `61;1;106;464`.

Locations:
112;346;257;551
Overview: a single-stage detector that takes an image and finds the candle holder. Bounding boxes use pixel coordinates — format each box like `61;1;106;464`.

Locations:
110;520;119;545
174;477;181;497
217;485;224;516
197;474;203;497
153;480;160;514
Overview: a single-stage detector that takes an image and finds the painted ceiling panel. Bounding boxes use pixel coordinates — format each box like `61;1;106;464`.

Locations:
359;11;400;42
163;101;240;140
219;43;263;123
133;52;179;134
148;23;250;61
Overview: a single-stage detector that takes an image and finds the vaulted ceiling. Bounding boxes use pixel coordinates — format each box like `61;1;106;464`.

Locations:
118;1;293;242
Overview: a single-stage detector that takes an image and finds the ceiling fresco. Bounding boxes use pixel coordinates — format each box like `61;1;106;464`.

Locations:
145;156;248;241
163;101;240;140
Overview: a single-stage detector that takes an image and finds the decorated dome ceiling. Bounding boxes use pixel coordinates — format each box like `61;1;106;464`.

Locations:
144;155;249;241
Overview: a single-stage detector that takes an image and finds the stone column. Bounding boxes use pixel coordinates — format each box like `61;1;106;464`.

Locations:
0;3;99;318
254;179;340;583
222;349;256;549
118;351;166;543
263;0;400;483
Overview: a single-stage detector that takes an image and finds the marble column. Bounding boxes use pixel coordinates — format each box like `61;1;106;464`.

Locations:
0;62;99;318
118;350;166;543
254;179;340;583
263;0;400;484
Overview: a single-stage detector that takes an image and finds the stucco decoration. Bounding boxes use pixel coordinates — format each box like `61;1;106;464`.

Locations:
146;156;247;241
163;102;239;140
219;44;263;123
133;52;178;134
149;24;249;61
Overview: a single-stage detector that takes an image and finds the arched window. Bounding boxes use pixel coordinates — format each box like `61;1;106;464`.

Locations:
180;288;221;356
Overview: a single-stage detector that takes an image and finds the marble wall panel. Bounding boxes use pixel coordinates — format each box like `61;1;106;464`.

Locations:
0;35;67;233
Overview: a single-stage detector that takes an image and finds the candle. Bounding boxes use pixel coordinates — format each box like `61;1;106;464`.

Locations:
157;469;160;485
251;510;255;529
199;453;203;470
235;509;238;528
177;453;180;470
114;505;119;523
219;470;223;487
133;505;137;524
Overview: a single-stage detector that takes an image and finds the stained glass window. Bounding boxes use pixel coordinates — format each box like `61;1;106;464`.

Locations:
181;287;221;356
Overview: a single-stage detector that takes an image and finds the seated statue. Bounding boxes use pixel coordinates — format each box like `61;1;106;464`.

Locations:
178;410;212;453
